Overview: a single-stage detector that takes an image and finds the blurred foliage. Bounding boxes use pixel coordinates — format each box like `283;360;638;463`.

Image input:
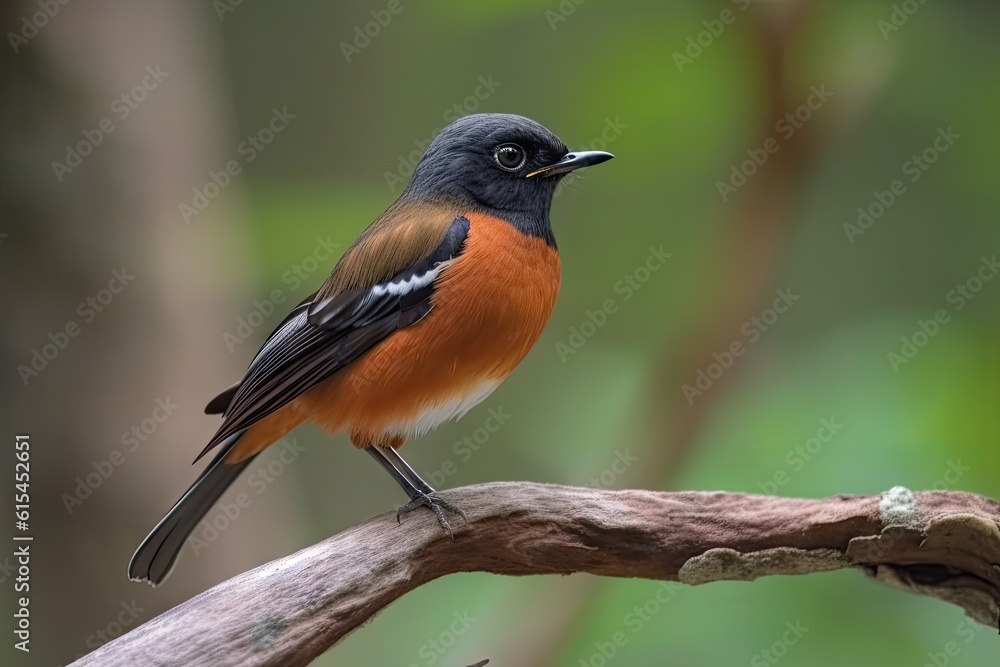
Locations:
5;0;998;665
216;1;999;665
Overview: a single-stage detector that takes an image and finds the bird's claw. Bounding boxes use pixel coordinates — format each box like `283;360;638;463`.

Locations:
396;491;468;537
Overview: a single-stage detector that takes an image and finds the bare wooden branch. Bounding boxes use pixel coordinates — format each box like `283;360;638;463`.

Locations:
74;483;1000;667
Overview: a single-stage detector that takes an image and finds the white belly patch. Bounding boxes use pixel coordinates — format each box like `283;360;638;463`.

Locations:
384;379;502;440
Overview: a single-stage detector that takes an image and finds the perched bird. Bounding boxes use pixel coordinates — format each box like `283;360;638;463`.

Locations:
129;113;613;585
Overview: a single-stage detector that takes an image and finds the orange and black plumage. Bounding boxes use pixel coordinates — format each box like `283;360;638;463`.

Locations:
129;113;613;585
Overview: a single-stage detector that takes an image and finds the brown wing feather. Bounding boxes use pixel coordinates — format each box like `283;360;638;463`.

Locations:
318;201;458;298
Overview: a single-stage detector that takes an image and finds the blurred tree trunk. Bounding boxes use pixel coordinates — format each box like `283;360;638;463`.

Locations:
0;2;264;664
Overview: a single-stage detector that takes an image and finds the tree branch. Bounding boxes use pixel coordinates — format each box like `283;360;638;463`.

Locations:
74;483;1000;666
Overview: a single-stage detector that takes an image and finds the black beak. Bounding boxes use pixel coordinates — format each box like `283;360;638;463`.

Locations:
526;150;615;178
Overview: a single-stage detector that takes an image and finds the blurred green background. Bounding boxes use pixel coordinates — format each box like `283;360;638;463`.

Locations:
2;1;998;666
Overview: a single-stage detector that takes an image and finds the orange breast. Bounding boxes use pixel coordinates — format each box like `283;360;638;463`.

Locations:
301;212;561;446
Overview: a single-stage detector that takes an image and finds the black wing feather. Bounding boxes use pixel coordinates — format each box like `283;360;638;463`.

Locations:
203;292;318;415
194;216;470;461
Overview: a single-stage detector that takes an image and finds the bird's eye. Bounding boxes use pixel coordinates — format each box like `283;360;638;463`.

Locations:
493;144;526;171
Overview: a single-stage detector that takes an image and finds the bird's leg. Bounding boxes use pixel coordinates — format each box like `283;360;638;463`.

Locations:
366;446;467;535
365;446;423;496
379;446;469;531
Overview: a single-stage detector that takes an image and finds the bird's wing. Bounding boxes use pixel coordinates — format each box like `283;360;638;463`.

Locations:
203;293;317;415
194;214;470;461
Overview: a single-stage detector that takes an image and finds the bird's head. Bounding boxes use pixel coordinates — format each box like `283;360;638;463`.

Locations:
404;113;613;232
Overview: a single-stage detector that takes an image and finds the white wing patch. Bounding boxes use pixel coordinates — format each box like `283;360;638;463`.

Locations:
353;260;454;312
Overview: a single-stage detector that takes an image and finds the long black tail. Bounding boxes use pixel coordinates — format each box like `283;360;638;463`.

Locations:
128;430;255;586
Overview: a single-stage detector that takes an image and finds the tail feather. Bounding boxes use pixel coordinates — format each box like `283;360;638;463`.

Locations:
128;430;254;586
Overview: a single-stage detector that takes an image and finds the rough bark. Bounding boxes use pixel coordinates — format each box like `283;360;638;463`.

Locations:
72;483;1000;667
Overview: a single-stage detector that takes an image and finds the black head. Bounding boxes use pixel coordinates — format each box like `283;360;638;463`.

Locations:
403;113;613;244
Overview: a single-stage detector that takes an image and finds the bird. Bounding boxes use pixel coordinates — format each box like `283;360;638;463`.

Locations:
128;112;613;585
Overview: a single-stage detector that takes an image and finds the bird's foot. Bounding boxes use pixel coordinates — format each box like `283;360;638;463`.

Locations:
397;491;468;537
